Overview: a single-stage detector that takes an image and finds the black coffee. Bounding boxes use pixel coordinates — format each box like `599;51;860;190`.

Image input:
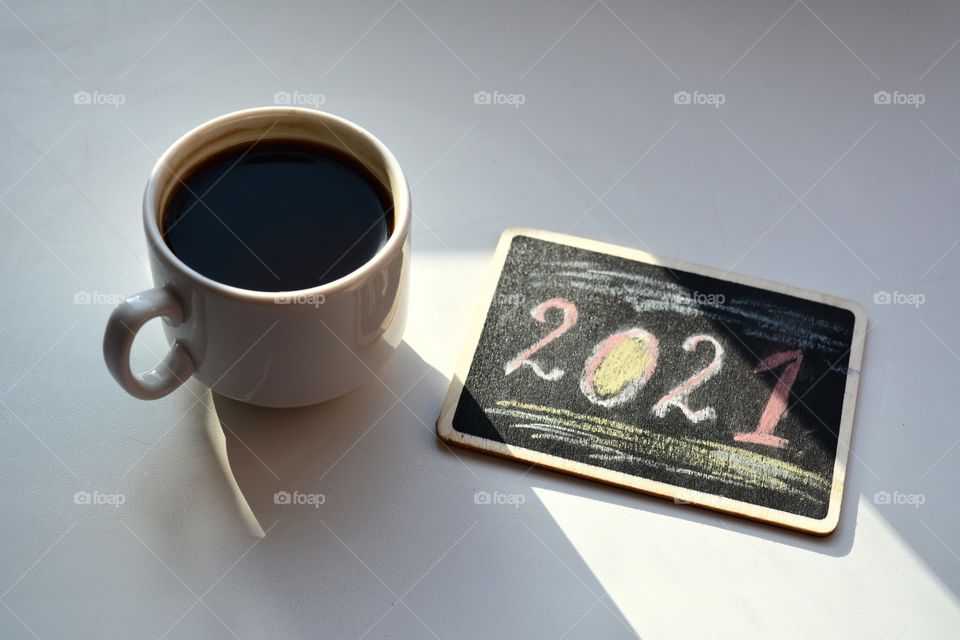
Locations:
162;139;392;292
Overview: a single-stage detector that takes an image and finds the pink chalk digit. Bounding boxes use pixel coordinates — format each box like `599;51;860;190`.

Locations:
580;327;659;408
504;298;579;381
651;334;724;423
734;349;804;449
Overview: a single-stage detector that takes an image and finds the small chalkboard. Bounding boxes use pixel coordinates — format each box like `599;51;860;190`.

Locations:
437;229;866;535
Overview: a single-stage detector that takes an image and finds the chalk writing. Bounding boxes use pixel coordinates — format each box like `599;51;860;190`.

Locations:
652;334;723;423
734;350;804;449
580;328;659;408
504;297;578;381
446;233;862;524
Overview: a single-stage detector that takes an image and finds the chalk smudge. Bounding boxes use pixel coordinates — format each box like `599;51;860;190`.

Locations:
487;400;830;506
522;260;851;354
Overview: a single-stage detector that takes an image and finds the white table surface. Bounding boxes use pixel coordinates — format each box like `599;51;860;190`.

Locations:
2;1;959;638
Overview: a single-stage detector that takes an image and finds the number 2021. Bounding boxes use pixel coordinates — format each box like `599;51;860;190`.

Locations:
503;297;804;449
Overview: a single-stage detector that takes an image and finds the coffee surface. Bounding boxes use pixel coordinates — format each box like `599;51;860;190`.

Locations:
162;140;391;292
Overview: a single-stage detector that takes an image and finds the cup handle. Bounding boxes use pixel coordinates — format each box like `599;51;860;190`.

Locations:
103;287;196;400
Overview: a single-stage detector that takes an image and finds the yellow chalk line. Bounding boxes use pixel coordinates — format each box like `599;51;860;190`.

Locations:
493;406;815;500
494;400;830;499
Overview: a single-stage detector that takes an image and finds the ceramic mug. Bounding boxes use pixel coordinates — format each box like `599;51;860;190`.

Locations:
103;107;410;407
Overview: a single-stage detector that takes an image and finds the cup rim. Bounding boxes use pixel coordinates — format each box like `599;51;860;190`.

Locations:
142;107;411;304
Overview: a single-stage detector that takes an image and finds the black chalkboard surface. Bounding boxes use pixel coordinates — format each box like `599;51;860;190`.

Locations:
437;229;866;535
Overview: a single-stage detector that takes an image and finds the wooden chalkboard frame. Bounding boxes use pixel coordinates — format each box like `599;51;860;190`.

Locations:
437;228;867;535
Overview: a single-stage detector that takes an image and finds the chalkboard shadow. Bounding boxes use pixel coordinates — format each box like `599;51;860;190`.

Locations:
452;384;858;558
207;342;638;639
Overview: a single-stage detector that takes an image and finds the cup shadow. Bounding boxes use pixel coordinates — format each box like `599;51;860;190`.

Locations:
207;341;637;638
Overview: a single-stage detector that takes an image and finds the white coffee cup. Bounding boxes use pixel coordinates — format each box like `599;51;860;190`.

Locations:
103;107;410;407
